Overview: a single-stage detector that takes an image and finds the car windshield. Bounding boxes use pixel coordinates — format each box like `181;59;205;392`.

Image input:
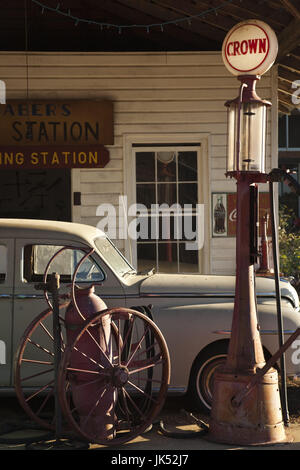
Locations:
94;236;135;277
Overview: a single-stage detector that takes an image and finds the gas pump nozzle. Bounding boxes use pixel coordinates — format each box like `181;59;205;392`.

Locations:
268;168;300;196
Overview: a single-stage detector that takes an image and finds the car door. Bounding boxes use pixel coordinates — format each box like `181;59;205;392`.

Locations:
0;239;14;387
13;238;103;357
12;237;127;387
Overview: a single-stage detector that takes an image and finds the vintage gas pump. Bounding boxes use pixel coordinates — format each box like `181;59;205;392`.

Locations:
209;20;287;445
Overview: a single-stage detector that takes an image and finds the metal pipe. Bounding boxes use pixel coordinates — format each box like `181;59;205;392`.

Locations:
269;180;289;426
232;326;300;407
50;273;63;439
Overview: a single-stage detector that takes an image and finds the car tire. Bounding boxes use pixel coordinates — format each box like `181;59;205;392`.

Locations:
188;342;228;412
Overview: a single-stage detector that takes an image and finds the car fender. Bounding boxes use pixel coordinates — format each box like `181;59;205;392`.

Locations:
150;297;300;394
150;300;234;393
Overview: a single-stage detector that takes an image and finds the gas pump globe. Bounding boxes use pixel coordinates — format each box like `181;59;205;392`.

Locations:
209;20;287;446
226;75;270;175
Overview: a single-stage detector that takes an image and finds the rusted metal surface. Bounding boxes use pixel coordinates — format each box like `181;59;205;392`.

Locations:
209;175;286;445
257;214;272;275
223;178;266;373
209;368;286;445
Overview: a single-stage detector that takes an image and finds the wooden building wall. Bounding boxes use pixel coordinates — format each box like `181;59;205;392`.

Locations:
0;51;278;275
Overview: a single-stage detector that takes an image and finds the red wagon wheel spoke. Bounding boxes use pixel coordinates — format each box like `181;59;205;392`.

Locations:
72;345;107;370
125;325;151;367
79;324;113;368
14;304;69;431
34;389;55;417
20;367;55;384
26;341;54;358
126;380;159;405
25;380;54;404
80;384;113;428
129;355;163;375
122;387;148;420
58;307;170;446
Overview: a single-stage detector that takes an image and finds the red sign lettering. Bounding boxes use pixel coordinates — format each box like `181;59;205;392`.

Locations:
226;38;267;56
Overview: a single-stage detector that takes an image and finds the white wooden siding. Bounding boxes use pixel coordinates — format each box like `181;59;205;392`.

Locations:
0;51;277;274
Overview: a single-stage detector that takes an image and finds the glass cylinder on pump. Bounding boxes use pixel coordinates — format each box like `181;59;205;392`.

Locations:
226;76;270;176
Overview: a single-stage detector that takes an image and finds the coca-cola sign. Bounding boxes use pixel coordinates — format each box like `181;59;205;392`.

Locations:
212;193;271;237
222;20;278;76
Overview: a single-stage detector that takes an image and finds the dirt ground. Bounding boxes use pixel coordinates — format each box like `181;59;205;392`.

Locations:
1;381;300;445
280;381;300;424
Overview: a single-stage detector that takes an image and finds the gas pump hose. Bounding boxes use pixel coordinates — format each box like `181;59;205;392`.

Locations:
268;167;300;427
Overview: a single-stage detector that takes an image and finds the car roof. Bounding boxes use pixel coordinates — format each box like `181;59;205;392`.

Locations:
0;218;105;244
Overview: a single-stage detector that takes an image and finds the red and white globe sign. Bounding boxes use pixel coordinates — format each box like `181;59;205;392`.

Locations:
222;20;278;76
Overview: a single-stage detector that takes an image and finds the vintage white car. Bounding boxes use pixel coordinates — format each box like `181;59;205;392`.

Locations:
0;218;300;418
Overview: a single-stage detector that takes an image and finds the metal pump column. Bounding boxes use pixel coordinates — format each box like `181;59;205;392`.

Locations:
208;20;287;445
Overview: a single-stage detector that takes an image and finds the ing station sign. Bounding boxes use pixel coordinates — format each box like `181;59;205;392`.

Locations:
0;100;113;169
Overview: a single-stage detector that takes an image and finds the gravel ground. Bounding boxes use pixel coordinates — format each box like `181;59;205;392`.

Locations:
0;389;300;451
0;384;299;440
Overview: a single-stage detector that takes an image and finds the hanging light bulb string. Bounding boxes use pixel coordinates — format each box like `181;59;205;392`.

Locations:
31;0;235;33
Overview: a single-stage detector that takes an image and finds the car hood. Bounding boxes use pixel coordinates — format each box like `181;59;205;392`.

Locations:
139;273;299;307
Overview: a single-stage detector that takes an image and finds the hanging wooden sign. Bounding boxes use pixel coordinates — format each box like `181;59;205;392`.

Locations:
0;100;114;146
0;145;110;169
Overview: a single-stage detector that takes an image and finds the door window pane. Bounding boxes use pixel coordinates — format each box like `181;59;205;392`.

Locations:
158;243;178;273
136;152;155;182
178;151;198;181
136;184;156;209
157;154;176;182
135;148;199;273
137;243;156;272
178;183;198;207
179;243;198;272
157;183;177;206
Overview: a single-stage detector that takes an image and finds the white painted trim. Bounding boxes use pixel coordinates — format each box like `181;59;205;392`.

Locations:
123;133;211;274
71;169;81;223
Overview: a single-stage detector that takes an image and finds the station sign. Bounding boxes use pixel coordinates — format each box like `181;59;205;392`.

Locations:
0;100;114;146
0;100;113;169
0;145;110;169
222;20;278;76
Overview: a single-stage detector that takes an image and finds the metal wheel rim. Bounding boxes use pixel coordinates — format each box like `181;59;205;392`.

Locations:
195;354;226;410
14;303;69;430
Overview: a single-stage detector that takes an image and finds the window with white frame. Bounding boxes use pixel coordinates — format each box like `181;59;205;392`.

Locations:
133;145;201;273
0;245;7;282
278;113;300;218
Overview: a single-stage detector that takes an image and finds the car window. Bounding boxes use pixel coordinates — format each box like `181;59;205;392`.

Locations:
0;245;7;282
94;236;135;277
23;245;105;283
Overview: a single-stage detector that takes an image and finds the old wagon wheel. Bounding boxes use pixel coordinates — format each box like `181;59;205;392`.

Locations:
14;245;105;432
14;304;121;433
58;307;171;446
42;245;96;312
14;303;69;431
